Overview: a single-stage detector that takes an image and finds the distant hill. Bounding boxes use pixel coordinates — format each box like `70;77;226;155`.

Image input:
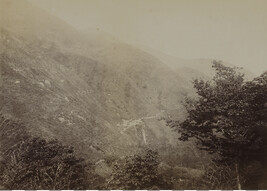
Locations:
136;45;255;81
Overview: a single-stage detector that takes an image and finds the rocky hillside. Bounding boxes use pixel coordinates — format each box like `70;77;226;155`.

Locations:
0;0;241;166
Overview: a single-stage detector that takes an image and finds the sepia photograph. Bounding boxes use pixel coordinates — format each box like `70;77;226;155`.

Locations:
0;0;266;190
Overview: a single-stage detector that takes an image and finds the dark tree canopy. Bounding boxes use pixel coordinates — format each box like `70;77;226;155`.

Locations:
170;61;266;188
175;61;266;163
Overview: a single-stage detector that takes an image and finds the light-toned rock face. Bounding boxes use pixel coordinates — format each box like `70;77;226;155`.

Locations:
94;160;112;178
44;80;51;87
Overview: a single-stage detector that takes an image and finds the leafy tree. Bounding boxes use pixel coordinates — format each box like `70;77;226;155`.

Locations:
0;137;89;190
107;149;168;189
170;61;266;189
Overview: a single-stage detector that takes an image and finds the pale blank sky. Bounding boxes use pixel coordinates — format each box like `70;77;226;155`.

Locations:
30;0;267;75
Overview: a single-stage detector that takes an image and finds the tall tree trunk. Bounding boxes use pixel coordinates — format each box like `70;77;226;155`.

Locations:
235;163;242;190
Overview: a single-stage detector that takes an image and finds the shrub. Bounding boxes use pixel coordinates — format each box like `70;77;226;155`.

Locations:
107;149;170;189
0;137;88;190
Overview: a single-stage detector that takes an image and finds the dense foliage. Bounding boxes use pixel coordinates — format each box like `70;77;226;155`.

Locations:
171;61;267;189
0;137;89;190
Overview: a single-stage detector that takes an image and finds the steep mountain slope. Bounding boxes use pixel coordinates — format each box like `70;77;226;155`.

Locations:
0;0;192;161
0;0;217;168
0;0;88;50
